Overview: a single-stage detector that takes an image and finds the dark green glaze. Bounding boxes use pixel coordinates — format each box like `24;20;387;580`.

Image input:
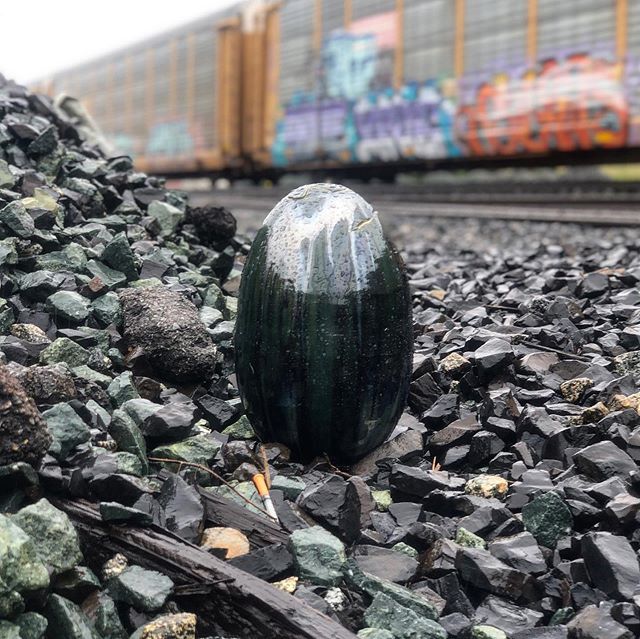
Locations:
234;184;412;463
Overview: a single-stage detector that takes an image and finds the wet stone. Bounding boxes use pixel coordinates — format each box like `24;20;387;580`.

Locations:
0;621;21;638
363;592;447;639
581;532;640;600
46;291;90;324
15;612;47;639
353;545;418;583
0;514;49;594
45;594;100;639
357;628;395;639
289;526;346;587
228;543;293;581
11;498;82;576
107;565;174;612
566;604;633;639
573;441;637;481
455;547;531;600
522;491;572;549
42;402;90;461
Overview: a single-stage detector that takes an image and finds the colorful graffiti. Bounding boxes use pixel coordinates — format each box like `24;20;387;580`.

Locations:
272;13;633;166
457;53;628;156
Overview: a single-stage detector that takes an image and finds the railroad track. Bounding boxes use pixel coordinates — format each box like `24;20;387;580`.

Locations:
189;188;640;230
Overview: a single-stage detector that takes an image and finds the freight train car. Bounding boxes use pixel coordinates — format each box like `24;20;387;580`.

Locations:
34;0;640;179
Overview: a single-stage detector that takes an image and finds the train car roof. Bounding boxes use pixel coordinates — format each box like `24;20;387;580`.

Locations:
41;1;243;83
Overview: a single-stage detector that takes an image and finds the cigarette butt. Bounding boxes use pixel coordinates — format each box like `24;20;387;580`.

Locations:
252;473;279;523
253;473;269;496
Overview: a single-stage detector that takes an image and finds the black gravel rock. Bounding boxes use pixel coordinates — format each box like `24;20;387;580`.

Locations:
119;287;217;383
581;532;640;601
185;205;237;244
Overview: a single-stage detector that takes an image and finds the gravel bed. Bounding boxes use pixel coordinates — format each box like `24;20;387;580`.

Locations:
2;74;640;639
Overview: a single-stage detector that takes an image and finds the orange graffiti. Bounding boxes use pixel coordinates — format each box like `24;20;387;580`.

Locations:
457;54;629;156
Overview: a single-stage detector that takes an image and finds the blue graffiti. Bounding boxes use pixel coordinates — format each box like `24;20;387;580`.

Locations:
323;31;377;101
146;120;195;157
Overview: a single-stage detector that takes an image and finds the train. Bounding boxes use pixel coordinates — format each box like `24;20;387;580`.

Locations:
33;0;640;180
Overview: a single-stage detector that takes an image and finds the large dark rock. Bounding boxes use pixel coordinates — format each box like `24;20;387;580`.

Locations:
119;287;217;382
185;205;237;244
581;532;640;601
573;441;637;481
0;363;51;466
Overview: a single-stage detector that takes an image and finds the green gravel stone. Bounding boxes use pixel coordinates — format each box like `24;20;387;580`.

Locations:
522;491;573;549
46;291;90;323
221;415;255;440
101;232;138;280
343;559;438;621
109;409;148;473
207;481;263;516
549;607;575;625
0;576;24;618
0;159;15;188
16;612;47;639
85;259;127;290
151;433;221;467
357;629;395;639
107;565;174;612
35;244;87;272
456;527;486;549
114;451;145;476
92;593;127;639
371;490;392;512
43;403;91;461
0;201;34;238
148;200;183;237
0;238;18;266
471;626;508;639
72;365;112;387
91;292;122;327
99;502;153;526
0;299;14;332
40;338;90;367
122;398;161;425
0;514;49;593
364;592;446;639
225;296;238;319
12;499;83;576
0;621;21;639
289;526;346;587
45;594;101;639
391;542;418;558
199;306;224;328
270;475;306;500
107;371;140;406
202;284;226;312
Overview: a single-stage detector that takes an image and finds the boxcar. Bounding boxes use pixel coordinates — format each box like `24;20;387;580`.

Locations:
34;0;640;178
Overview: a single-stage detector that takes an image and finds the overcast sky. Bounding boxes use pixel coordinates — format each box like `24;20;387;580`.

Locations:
0;0;238;84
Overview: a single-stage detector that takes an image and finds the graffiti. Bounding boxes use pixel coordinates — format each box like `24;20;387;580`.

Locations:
457;53;628;156
323;32;377;101
271;96;353;166
146;120;197;157
273;13;633;166
626;56;640;147
353;81;461;162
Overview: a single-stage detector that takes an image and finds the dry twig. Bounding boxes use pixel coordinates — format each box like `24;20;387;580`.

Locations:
148;456;278;523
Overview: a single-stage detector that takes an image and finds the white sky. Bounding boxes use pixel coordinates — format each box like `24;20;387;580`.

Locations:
0;0;239;84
